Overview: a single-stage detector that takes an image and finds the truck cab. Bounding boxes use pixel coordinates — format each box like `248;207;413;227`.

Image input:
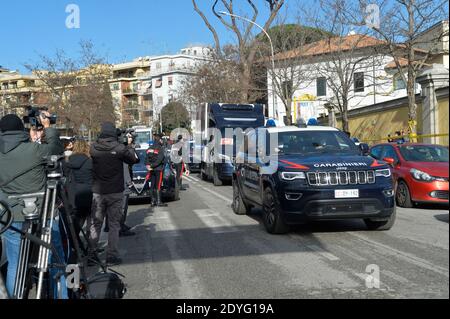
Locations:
196;103;265;186
232;126;396;234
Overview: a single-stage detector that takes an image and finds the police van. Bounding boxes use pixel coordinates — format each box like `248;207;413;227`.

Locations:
232;125;396;234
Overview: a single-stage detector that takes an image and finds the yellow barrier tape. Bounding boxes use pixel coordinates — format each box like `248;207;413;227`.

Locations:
361;133;449;143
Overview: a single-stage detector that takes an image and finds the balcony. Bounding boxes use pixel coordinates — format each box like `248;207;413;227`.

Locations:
139;65;195;79
122;87;139;95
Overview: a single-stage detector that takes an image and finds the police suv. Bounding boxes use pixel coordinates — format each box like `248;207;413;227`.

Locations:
232;126;396;234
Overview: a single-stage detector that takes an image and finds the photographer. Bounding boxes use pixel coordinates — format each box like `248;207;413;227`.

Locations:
0;112;65;298
89;122;139;266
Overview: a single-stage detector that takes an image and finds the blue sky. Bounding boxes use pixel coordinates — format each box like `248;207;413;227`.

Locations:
0;0;303;73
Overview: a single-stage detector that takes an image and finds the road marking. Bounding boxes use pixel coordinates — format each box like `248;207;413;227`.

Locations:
350;233;449;278
152;211;182;238
194;209;238;233
187;175;201;182
305;245;340;261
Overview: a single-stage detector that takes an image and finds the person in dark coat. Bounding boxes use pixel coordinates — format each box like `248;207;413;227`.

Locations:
145;133;167;207
89;122;139;266
64;139;93;235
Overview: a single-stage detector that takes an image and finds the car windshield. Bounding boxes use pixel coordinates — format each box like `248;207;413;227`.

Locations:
399;145;449;162
135;131;151;145
273;130;360;156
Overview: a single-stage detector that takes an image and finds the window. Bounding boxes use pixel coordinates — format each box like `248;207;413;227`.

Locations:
157;96;163;105
111;83;120;91
370;146;384;160
316;77;327;96
155;78;163;88
168;77;173;86
394;74;406;91
381;146;399;162
354;72;365;92
156;62;162;69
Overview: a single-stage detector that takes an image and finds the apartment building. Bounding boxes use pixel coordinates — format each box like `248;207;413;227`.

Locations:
110;46;211;127
0;68;48;117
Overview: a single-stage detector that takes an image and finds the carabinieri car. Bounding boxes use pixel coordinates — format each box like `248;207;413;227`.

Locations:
232;126;396;234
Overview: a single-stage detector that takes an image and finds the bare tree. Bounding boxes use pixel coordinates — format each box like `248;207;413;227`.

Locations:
356;0;449;136
191;0;285;102
25;40;115;137
305;0;389;132
259;15;333;125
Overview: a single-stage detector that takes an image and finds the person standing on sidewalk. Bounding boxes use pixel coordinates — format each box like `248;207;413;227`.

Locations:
145;133;167;207
89;122;139;266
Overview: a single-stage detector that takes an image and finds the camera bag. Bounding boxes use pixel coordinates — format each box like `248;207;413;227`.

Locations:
86;271;126;299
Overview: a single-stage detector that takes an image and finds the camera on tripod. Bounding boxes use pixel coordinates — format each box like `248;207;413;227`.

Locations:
23;106;57;128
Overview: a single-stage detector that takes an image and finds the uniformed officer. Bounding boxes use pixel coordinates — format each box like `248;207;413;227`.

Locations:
145;133;167;207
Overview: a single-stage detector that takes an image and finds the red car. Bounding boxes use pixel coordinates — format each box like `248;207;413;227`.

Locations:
370;143;449;207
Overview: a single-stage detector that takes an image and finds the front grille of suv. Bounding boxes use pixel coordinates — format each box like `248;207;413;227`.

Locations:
307;171;376;186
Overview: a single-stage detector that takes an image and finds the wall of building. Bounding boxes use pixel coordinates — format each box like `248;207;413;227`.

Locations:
438;97;449;145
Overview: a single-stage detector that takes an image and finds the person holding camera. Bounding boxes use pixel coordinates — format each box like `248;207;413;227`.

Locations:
89;122;139;266
0;112;65;298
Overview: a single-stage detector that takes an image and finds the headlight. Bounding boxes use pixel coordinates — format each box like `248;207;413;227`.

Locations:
280;171;306;181
410;168;435;182
375;168;391;177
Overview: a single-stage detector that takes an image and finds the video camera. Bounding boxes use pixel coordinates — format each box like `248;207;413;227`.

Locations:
23;106;57;128
118;128;138;145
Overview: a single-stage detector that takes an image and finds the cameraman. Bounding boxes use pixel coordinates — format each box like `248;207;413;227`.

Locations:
0;112;65;298
89;122;139;266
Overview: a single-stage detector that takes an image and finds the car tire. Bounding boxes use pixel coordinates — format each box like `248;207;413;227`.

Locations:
396;180;414;208
364;207;396;231
200;164;208;181
213;166;223;186
262;187;289;234
232;179;250;215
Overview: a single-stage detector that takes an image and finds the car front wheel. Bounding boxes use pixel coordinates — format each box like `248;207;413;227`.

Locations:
396;180;414;208
262;187;289;234
232;180;250;215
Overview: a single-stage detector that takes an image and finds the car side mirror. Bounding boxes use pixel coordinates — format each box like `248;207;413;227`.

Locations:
359;143;370;155
383;157;397;166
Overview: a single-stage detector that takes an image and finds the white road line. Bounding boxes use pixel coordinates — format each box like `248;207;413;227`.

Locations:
350;232;449;278
152;210;182;238
194;209;239;233
187;175;201;182
305;245;340;261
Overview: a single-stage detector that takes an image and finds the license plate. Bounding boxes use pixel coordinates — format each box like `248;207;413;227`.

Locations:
335;189;359;198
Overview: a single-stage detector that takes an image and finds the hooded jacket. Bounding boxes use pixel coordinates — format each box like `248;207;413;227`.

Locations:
0;128;63;221
90;137;139;195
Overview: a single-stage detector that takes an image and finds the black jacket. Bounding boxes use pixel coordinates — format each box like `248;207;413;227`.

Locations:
145;143;165;171
90;138;139;194
64;154;93;214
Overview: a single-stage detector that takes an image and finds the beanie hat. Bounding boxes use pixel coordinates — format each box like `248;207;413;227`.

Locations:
99;122;117;138
0;114;25;132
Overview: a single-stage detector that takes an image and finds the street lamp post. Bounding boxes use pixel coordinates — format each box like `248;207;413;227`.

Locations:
217;11;277;121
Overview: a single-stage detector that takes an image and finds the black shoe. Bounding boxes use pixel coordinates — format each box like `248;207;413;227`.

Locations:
119;230;136;237
106;256;122;266
121;224;132;231
104;227;109;233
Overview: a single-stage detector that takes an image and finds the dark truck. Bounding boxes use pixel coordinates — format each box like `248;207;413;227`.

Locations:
232;125;396;234
195;103;265;186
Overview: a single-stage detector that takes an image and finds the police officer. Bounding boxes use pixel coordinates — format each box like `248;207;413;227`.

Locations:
145;133;167;207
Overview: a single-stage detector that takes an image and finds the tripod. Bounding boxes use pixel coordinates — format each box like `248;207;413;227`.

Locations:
5;155;92;299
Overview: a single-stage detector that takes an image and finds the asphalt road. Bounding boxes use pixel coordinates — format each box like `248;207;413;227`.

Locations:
109;175;449;299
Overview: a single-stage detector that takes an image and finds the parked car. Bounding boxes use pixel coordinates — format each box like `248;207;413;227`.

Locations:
129;148;180;202
370;143;449;207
